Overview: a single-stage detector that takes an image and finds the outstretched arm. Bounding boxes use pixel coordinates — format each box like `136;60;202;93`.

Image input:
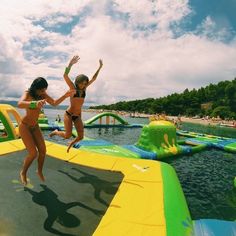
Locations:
87;59;103;87
44;90;75;107
64;55;80;89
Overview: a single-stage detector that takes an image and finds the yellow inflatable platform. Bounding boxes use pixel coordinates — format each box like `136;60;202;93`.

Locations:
0;104;193;236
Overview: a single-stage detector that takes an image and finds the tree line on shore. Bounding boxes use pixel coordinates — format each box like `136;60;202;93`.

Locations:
90;78;236;119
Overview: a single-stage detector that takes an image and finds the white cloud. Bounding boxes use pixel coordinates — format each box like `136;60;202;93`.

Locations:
0;0;236;106
195;16;234;42
41;15;73;28
113;0;191;30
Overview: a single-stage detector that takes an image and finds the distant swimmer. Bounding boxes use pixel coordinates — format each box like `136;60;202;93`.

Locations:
55;114;61;123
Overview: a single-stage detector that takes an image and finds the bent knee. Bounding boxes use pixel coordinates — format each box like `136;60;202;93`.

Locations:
78;133;84;140
64;133;72;139
28;150;38;159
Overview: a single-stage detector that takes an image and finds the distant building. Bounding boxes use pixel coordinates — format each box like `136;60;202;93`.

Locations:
201;102;212;110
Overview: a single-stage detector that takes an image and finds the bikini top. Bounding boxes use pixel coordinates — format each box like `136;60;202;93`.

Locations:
73;89;86;98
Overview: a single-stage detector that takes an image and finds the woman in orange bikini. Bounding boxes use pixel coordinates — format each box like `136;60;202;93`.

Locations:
18;77;74;185
49;55;103;152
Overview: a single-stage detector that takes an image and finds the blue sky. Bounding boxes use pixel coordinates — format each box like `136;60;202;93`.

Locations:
0;0;236;105
188;0;236;41
190;0;236;30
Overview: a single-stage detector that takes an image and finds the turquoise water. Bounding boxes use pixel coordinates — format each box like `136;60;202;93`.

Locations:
18;108;236;221
181;122;236;139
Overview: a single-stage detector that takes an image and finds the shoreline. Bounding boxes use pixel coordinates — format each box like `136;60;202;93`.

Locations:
84;108;236;128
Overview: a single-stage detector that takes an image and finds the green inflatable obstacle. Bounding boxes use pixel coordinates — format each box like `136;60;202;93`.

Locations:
0;111;16;142
135;120;208;159
84;112;144;128
0;104;21;142
85;112;128;125
136;120;182;159
38;112;49;124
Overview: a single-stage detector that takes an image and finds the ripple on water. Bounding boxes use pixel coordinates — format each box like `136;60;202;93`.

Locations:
166;150;236;220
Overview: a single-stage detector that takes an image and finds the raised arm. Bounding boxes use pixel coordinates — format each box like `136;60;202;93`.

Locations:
64;55;80;89
87;59;103;87
18;91;46;110
44;90;75;107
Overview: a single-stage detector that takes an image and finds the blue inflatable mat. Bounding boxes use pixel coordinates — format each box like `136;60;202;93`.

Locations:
194;219;236;236
122;145;157;160
214;139;236;149
186;138;214;147
74;139;114;148
179;145;192;154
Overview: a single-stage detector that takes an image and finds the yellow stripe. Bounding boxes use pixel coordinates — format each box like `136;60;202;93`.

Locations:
93;159;165;236
0;141;19;155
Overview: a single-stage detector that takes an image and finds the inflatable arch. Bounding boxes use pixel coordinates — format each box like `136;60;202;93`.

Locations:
85;112;129;125
0;104;21;142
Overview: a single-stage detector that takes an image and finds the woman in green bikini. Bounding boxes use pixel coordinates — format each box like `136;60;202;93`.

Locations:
18;77;74;185
49;55;103;152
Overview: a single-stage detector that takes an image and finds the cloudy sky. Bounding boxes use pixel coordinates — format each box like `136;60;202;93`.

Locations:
0;0;236;105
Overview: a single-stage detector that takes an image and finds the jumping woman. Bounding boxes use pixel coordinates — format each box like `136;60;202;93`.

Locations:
18;77;74;185
49;55;103;152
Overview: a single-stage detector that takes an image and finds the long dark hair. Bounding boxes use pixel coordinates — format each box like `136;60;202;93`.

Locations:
74;74;89;89
29;77;48;100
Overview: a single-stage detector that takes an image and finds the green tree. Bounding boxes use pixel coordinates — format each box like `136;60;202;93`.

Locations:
211;106;234;119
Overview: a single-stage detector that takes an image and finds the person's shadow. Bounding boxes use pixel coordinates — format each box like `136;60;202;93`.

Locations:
58;168;121;207
25;184;103;236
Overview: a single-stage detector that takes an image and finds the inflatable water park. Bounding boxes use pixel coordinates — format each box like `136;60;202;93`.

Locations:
33;111;144;131
0;104;236;236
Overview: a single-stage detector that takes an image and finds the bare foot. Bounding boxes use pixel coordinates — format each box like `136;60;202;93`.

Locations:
20;171;27;185
49;129;58;137
36;171;45;182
